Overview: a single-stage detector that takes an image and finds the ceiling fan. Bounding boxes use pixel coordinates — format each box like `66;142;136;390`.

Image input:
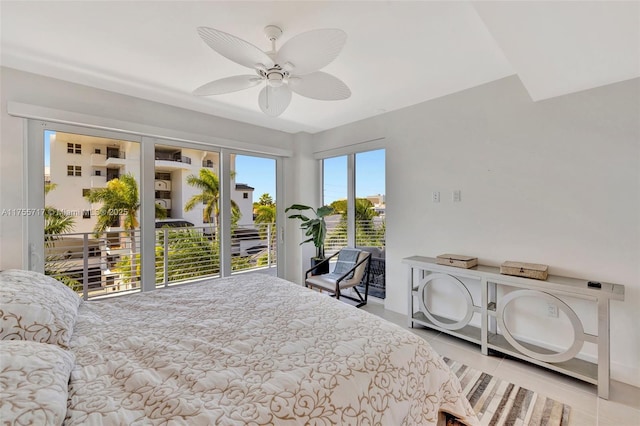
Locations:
194;25;351;117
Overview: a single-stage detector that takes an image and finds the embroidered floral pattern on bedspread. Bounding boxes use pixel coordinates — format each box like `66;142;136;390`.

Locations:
0;340;75;426
0;269;81;348
66;274;478;425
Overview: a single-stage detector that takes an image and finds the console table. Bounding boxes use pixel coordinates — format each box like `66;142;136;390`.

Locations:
402;256;625;399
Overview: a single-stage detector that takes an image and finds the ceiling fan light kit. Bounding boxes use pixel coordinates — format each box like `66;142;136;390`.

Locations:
194;24;351;117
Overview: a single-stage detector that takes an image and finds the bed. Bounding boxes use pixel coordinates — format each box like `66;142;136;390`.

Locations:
0;269;478;425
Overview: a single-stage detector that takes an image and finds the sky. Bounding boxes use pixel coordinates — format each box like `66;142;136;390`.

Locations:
236;149;385;206
234;155;276;200
323;149;385;204
44;130;53;167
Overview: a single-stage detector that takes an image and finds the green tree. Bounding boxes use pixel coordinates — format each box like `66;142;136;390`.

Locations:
184;168;241;235
254;203;277;252
43;182;79;291
329;198;377;222
85;174;164;286
327;198;384;248
44;182;75;237
118;228;221;285
256;193;274;207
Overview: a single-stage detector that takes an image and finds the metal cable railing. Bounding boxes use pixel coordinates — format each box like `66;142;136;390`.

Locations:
44;231;142;300
44;220;382;300
324;218;386;256
45;223;279;299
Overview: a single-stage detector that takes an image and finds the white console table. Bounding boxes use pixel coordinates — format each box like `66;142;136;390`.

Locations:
402;256;625;399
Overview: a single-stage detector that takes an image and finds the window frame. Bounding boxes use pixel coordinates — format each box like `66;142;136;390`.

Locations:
318;142;385;251
21;108;289;283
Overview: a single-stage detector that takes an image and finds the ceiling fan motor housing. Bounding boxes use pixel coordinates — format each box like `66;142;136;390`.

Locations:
259;64;289;87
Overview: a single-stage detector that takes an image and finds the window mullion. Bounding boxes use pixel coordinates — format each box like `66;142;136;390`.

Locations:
347;153;355;247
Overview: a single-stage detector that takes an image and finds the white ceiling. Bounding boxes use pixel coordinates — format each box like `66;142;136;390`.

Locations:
1;1;638;134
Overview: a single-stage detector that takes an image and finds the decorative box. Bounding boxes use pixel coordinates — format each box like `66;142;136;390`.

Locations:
500;261;548;280
436;254;478;269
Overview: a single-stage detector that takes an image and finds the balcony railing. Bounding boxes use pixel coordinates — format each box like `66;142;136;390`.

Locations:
45;224;278;300
44;220;384;301
324;217;386;256
155;154;192;164
106;151;125;159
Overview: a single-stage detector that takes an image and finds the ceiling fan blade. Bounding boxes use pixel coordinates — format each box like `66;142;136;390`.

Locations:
276;29;346;75
193;75;262;96
289;72;351;100
258;85;292;117
197;27;274;69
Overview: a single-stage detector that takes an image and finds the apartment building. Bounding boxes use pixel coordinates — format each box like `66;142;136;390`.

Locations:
45;132;255;235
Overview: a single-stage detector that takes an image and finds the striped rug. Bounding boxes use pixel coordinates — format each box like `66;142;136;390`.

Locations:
443;357;572;426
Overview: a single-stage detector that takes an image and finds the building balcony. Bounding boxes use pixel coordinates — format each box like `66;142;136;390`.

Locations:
155;156;192;170
202;160;215;168
104;154;127;167
90;175;107;188
154;180;171;191
155;198;171;209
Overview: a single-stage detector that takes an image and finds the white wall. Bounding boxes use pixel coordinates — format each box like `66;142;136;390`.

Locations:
311;75;640;387
233;188;254;227
0;67;293;270
283;132;321;284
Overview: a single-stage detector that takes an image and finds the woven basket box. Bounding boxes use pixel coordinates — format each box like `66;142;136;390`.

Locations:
500;261;548;280
436;254;478;269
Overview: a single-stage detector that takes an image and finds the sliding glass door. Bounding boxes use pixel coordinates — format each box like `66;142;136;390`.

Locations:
27;120;283;299
231;154;277;275
153;142;222;287
30;122;143;299
321;148;386;297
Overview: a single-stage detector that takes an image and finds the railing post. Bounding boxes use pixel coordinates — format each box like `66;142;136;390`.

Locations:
163;228;169;287
82;233;89;301
267;224;272;268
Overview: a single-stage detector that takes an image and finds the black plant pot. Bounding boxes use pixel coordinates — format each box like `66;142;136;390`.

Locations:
310;257;329;275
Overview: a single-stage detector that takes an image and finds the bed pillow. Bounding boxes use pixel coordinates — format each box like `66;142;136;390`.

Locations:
0;269;81;348
0;340;75;426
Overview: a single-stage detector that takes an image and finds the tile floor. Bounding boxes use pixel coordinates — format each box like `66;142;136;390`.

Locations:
361;301;640;426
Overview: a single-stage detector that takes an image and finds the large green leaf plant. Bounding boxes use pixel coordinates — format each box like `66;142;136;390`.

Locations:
285;204;334;259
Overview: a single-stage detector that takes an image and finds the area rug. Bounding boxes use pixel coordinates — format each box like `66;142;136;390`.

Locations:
443;357;572;426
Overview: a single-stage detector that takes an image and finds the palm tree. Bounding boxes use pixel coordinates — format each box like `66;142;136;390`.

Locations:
43;182;79;290
254;203;276;251
85;174;166;285
44;207;75;237
184;168;240;236
44;182;75;238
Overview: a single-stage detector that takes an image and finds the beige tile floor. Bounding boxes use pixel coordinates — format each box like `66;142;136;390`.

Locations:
361;301;640;426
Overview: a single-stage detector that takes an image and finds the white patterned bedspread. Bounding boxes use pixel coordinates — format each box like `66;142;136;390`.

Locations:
66;273;478;425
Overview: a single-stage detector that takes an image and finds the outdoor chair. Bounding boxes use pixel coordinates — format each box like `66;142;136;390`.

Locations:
305;248;371;307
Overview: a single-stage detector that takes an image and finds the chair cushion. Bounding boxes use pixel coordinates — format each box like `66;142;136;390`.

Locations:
331;248;361;279
305;275;340;292
307;251;370;292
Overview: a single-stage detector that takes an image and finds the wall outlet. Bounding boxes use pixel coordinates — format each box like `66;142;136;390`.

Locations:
453;190;462;202
432;191;440;203
547;303;559;318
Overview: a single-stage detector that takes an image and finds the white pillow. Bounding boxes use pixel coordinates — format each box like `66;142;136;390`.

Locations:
0;340;75;426
0;269;81;348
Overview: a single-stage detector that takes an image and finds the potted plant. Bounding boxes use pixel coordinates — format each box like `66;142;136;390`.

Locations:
285;203;334;274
